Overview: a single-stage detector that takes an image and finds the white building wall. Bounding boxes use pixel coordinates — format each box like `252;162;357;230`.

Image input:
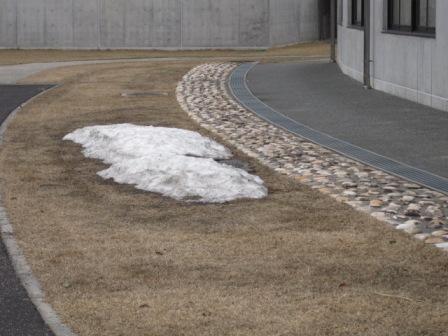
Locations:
0;0;319;50
337;0;448;112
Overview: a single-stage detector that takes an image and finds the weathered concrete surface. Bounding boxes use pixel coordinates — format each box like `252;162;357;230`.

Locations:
0;0;319;50
337;0;448;112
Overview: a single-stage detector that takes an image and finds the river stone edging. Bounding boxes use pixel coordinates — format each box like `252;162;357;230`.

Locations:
176;63;448;251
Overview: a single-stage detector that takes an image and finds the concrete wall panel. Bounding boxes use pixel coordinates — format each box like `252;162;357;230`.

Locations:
17;0;46;48
298;0;319;42
100;0;125;48
73;0;99;48
0;0;17;48
123;0;154;48
181;0;239;48
1;0;320;50
45;0;74;48
238;0;269;47
124;0;180;48
270;0;299;46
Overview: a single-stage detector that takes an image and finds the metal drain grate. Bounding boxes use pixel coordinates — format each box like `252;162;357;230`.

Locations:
229;62;448;195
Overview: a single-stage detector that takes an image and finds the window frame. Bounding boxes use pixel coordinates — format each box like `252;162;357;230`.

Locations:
385;0;436;37
415;0;436;34
350;0;365;28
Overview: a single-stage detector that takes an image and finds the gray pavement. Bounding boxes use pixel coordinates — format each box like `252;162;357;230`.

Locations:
0;241;53;336
0;85;53;124
0;85;54;336
247;62;448;179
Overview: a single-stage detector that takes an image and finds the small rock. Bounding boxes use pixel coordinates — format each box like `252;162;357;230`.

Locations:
432;230;448;237
403;183;421;189
405;204;421;217
426;237;445;244
396;220;422;234
436;242;448;250
343;190;357;197
419;200;435;206
402;195;415;202
424;206;443;218
415;233;430;241
370;199;384;208
407;203;421;211
347;201;364;208
429;218;445;229
342;181;358;189
383;186;397;193
384;203;401;214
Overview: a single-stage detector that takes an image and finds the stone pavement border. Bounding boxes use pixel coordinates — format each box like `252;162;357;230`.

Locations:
176;63;448;250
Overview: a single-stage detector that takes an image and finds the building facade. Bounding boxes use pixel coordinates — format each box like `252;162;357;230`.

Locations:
0;0;319;49
337;0;448;112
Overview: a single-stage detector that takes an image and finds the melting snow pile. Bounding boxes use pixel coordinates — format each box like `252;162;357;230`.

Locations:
63;124;267;203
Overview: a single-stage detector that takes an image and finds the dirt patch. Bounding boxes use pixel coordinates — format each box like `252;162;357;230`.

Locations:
0;60;447;336
0;42;329;66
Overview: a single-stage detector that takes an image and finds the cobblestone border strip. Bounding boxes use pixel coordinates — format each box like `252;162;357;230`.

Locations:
0;87;77;336
176;63;448;250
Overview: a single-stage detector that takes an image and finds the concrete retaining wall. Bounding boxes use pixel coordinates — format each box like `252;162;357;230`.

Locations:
337;0;448;112
0;0;319;49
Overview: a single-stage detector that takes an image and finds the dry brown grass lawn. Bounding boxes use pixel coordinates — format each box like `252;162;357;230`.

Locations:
0;59;447;336
0;42;329;65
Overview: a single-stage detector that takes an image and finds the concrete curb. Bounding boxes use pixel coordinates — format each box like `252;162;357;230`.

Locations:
0;86;77;336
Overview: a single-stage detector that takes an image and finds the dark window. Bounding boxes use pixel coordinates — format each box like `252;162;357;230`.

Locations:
417;0;436;34
352;0;364;27
388;0;435;35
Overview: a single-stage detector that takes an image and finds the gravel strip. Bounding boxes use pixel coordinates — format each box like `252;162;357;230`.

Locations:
176;63;448;250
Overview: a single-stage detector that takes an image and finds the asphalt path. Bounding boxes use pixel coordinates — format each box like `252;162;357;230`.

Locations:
0;85;54;335
0;85;53;124
247;62;448;178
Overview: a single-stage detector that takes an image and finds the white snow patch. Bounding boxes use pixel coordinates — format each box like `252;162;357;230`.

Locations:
63;124;267;203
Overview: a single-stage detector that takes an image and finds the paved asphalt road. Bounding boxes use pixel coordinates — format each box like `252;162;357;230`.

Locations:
0;85;53;125
0;85;54;335
247;62;448;178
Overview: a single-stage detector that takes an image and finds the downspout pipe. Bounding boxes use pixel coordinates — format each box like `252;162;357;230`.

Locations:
330;0;336;62
363;0;371;88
